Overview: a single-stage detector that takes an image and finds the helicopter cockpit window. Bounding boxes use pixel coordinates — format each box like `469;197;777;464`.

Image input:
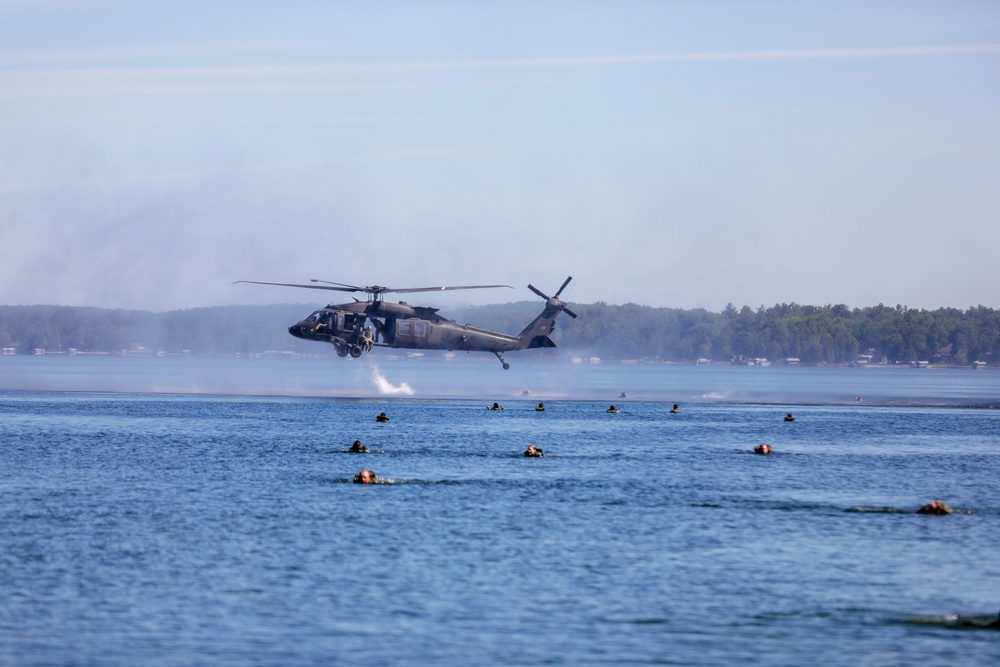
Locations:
307;311;322;323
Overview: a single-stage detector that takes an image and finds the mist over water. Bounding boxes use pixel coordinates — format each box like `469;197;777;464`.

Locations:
0;354;998;405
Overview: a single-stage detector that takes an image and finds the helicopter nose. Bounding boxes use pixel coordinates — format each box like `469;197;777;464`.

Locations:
289;321;309;339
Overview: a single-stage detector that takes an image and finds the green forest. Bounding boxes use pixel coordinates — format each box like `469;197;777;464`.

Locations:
2;301;999;366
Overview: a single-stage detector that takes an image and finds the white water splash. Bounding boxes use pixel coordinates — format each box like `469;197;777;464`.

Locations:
371;367;415;396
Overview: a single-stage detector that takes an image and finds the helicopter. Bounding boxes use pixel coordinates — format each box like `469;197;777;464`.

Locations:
236;277;577;369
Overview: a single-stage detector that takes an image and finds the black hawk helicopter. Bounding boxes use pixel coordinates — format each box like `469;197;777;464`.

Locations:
236;277;577;369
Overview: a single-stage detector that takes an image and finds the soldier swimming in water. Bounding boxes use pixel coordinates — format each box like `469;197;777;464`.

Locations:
916;499;953;515
354;469;378;484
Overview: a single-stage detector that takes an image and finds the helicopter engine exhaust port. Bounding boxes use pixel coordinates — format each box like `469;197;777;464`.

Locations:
350;345;364;358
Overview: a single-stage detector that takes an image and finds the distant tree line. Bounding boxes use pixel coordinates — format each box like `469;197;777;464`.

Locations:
0;304;317;356
2;301;999;365
444;301;1000;365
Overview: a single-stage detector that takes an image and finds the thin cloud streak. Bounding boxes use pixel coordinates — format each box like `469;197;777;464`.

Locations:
2;43;997;99
443;43;1000;69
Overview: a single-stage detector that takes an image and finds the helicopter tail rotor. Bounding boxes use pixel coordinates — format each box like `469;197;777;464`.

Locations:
527;277;578;319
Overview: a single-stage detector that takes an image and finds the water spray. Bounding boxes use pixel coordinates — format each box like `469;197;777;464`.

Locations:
368;361;414;396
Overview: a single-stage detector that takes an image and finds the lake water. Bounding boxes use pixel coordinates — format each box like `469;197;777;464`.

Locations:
1;355;999;666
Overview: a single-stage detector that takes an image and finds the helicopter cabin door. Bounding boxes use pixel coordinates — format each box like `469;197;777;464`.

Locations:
393;318;429;349
341;314;366;342
332;312;349;337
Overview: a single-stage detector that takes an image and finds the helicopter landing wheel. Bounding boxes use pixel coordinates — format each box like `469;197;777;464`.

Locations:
502;362;510;370
349;345;363;358
494;351;510;370
336;344;349;358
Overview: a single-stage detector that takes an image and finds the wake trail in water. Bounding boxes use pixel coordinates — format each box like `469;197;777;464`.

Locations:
370;363;415;396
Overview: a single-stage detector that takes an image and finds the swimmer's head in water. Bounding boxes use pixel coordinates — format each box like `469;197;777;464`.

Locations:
916;499;953;515
354;469;377;484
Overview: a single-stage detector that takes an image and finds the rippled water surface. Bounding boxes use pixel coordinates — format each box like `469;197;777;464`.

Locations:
2;357;999;665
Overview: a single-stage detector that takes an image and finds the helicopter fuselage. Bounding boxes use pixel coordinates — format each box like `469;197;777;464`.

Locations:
290;300;537;356
241;277;576;369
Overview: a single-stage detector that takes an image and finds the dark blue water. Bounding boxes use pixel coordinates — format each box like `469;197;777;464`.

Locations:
2;358;1000;665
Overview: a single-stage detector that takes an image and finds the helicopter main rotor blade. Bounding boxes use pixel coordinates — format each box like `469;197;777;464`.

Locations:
234;280;362;293
563;307;578;319
310;279;365;290
238;280;513;297
386;284;514;294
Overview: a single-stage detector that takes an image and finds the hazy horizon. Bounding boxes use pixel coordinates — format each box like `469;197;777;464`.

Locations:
4;293;998;315
2;2;998;313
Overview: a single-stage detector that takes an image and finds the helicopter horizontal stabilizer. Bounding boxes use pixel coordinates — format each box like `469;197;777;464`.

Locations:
526;336;556;349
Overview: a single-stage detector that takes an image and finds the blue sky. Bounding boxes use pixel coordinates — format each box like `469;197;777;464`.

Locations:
1;1;998;312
